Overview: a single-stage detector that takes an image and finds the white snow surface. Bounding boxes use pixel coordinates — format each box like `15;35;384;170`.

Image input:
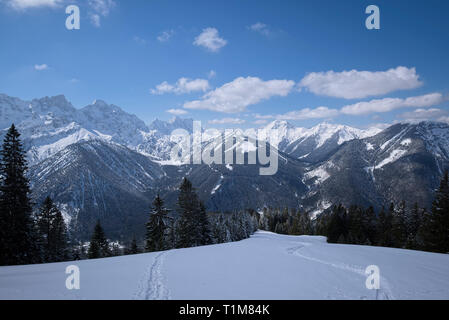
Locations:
1;231;449;300
377;149;407;169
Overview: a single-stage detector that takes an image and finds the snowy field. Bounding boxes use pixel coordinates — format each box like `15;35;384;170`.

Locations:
1;231;449;300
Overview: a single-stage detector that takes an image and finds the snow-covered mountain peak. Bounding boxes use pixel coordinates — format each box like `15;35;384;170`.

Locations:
30;95;76;114
149;116;194;135
264;120;296;131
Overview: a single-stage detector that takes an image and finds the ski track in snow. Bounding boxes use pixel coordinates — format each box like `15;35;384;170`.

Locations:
134;251;171;300
286;241;395;300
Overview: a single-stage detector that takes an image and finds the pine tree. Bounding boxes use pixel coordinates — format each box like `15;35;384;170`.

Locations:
36;197;68;262
88;220;109;259
420;172;449;253
377;204;394;247
405;202;423;249
198;202;212;245
36;197;54;262
212;213;227;244
129;237;140;255
145;194;171;252
176;178;201;248
347;205;364;244
327;205;347;243
362;206;378;245
0;124;37;266
52;208;68;261
391;201;408;248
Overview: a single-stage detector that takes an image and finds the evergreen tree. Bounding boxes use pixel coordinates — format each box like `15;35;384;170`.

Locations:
327;205;347;243
176;178;201;248
405;203;423;249
420;172;449;253
129;237;140;255
212;213;227;244
0;124;37;266
347;205;364;244
145;194;171;252
377;204;394;247
362;206;378;245
36;197;68;262
198;202;212;245
52;208;68;261
88;220;109;259
391;201;408;248
36;197;54;262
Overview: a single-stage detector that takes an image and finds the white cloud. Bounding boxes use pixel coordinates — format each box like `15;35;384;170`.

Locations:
5;0;62;10
209;118;246;125
184;76;295;113
88;0;115;16
167;108;188;116
299;66;423;99
399;108;449;122
157;30;174;42
151;78;210;95
88;0;115;27
255;106;339;121
193;28;227;52
34;64;48;71
90;13;101;27
341;93;444;115
248;22;271;36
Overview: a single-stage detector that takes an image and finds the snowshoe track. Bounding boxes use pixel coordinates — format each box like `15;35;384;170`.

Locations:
287;243;395;300
134;251;171;300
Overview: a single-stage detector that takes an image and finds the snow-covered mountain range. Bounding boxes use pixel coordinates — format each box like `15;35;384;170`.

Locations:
1;93;448;239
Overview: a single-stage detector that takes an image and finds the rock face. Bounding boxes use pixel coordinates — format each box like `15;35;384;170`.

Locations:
1;93;448;240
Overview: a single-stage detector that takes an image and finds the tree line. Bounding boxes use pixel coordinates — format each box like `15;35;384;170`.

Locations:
259;172;449;254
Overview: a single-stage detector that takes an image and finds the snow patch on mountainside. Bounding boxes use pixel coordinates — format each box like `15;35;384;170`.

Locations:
377;149;407;169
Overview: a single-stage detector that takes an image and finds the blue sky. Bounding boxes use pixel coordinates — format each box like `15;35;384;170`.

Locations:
0;0;448;128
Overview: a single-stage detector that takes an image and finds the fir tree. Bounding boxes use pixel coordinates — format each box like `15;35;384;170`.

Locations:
52;208;68;261
391;201;408;248
377;204;394;247
198;202;212;245
88;220;109;259
176;178;201;248
420;172;449;253
129;237;140;255
145;194;171;252
405;202;423;249
36;197;68;262
36;197;54;262
327;205;347;243
0;124;37;266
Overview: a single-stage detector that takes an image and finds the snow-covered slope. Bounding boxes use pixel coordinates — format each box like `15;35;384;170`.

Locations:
1;231;448;300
